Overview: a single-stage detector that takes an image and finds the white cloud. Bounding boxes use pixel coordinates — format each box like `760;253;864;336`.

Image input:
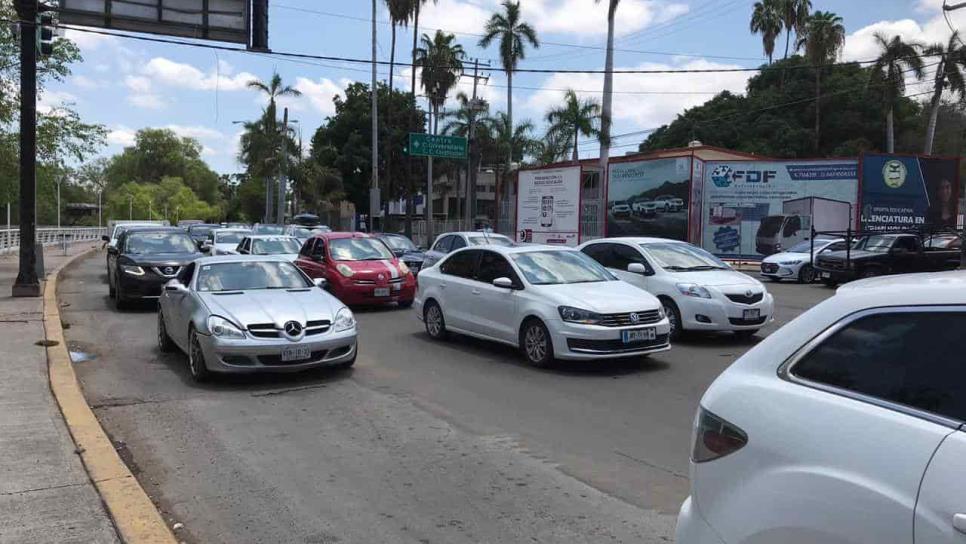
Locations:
524;59;749;130
107;127;137;147
38;90;77;114
140;57;258;92
164;125;224;140
64;29;115;51
128;94;165;109
71;75;102;89
125;75;153;93
293;77;345;115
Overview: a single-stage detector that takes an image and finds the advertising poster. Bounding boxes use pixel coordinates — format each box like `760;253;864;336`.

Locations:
689;158;705;243
516;166;581;246
860;154;960;232
606;157;691;240
701;160;858;258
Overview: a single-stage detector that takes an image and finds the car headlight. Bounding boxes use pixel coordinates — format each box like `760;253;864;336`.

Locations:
558;306;603;324
121;264;145;276
657;305;666;319
333;307;356;332
207;315;245;339
779;260;803;265
398;261;410;275
337;263;355;278
676;283;712;299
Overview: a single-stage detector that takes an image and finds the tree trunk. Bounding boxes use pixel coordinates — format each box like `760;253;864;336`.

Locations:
405;4;420;239
599;6;615;177
814;67;821;152
886;107;895;154
572;124;579;162
924;68;945;155
506;70;513;167
784;29;791;60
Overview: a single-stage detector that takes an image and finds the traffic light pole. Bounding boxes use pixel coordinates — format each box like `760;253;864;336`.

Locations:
12;0;40;297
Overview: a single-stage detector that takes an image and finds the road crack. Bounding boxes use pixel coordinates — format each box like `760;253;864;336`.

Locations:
613;449;689;480
250;383;328;397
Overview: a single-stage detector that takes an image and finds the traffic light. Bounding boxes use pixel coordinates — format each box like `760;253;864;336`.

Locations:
36;11;54;56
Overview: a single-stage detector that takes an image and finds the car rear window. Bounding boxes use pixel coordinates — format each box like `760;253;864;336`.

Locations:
790;311;966;423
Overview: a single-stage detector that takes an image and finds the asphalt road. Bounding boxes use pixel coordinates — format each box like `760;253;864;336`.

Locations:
60;251;833;544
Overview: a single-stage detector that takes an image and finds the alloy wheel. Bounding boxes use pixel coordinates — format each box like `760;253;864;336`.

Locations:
425;305;443;338
663;302;679;337
525;325;547;363
189;333;204;378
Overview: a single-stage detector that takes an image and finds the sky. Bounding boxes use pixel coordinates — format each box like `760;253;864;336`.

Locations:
46;0;966;174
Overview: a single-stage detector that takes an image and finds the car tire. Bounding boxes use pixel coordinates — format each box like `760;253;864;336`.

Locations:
520;319;554;368
108;276;116;298
157;309;175;353
187;328;211;382
797;264;816;284
424;301;448;340
660;297;683;341
114;279;128;310
734;329;759;340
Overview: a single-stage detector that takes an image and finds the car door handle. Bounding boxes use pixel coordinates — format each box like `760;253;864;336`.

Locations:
472;289;481;295
954;513;966;534
439;283;446;290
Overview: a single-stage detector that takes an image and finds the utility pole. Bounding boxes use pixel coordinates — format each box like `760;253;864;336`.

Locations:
277;107;289;226
56;173;61;231
97;189;102;228
465;58;490;231
370;0;380;232
12;0;40;296
426;97;435;244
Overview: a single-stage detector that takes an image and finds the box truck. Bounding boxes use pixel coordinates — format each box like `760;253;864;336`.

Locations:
755;197;852;255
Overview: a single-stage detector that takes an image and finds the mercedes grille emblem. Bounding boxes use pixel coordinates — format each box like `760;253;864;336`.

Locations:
163;267;175;275
283;321;303;337
629;312;640;323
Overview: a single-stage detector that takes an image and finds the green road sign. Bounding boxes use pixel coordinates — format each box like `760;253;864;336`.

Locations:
409;133;467;159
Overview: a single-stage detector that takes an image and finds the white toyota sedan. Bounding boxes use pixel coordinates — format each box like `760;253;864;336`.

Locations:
578;237;774;339
677;271;966;544
414;245;671;366
759;237;847;283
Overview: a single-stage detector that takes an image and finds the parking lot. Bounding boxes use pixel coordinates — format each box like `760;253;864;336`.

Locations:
60;250;833;543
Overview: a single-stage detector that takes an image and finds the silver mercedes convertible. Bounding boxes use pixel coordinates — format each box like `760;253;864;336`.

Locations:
157;255;358;381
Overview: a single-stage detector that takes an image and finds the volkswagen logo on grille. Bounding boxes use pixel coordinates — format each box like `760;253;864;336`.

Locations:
283;321;303;338
629;312;640;323
163;266;175;275
745;290;753;297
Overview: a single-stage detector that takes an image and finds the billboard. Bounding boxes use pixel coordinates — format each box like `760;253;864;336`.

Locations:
860;154;960;232
701;160;858;257
688;158;705;243
606;157;691;240
516;166;581;246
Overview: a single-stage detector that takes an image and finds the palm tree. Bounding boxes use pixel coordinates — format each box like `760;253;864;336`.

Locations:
796;11;845;152
479;0;539;170
384;0;413;225
595;0;619;180
780;0;811;60
870;33;924;153
405;0;436;238
415;31;465;133
532;129;573;166
922;32;966;154
750;0;783;64
487;111;536;164
441;92;483;138
545;90;601;162
246;72;301;222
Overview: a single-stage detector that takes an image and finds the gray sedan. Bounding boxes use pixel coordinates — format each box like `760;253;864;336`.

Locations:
157;255;358;381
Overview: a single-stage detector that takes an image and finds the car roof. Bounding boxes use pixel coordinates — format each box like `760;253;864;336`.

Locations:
243;234;299;240
212;228;252;234
438;231;510;239
584;236;684;245
194;255;294;265
310;231;373;240
121;226;184;234
452;244;577;256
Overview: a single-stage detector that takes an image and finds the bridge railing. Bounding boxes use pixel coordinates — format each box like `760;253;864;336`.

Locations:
0;227;107;255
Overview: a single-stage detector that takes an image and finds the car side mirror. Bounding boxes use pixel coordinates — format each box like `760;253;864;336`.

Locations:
314;277;327;289
627;263;653;276
164;279;188;295
101;235;110;242
492;277;514;289
311;253;325;262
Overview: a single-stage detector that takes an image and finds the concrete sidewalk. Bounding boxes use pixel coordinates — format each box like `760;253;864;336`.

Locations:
0;243;119;544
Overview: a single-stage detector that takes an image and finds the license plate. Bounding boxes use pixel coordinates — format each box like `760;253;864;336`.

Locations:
743;309;760;320
374;288;390;297
281;346;311;362
820;272;831;279
622;327;656;343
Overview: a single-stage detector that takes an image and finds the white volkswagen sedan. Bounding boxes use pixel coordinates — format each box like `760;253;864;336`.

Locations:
414;245;671;367
578;237;774;339
760;237;847;283
677;271;966;544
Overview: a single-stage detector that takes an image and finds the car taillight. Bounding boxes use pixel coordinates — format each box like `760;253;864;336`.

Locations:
692;407;747;463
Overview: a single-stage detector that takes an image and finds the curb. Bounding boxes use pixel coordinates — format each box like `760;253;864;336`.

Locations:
43;248;178;544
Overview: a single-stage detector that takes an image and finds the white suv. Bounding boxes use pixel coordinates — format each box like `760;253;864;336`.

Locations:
677;271;966;544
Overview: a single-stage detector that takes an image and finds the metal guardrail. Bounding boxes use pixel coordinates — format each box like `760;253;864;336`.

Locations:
0;227;106;255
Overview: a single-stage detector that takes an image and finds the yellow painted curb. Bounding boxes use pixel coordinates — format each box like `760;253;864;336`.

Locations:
44;248;178;544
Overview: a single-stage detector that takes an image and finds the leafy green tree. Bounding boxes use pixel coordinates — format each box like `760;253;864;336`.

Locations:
545;90;601;162
105;178;219;223
870;33;924;153
796;10;846;151
479;1;538;169
750;0;783;63
922;33;966;155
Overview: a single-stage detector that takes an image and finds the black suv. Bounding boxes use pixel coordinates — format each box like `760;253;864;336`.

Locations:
107;227;202;309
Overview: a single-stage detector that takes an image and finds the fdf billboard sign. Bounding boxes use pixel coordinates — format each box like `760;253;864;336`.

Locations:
859;153;960;232
516;166;581;246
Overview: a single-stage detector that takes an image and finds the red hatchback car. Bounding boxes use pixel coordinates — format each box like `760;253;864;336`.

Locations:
295;232;416;307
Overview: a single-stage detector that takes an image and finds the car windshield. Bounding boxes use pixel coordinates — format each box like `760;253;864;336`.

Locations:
215;231;247;244
196;261;310;292
252;237;302;255
289;227;313;239
757;216;784;236
189;226;216;238
381;235;417;251
511;250;615;285
785;239;837;253
330;238;395;261
254;225;284;235
856;235;896;252
641;243;729;271
467;235;513;247
125;232;196;254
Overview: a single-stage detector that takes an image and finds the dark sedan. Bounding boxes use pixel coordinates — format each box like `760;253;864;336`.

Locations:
374;233;426;274
186;223;222;248
108;228;203;309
